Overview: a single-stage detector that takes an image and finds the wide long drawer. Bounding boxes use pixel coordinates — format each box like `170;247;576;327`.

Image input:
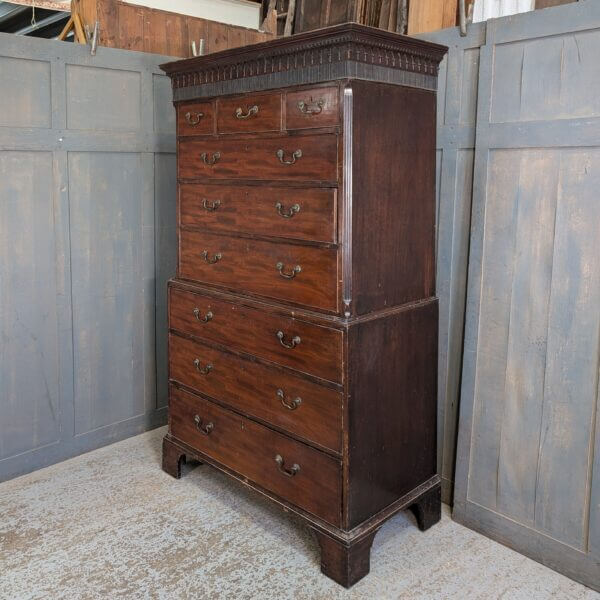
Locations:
179;184;337;244
178;134;338;181
179;230;338;312
169;385;342;526
169;286;342;383
169;334;342;453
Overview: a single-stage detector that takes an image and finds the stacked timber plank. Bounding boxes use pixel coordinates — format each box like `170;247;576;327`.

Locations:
293;0;458;35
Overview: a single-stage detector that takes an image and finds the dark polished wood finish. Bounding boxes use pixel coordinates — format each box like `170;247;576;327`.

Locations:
169;333;343;453
349;80;436;315
410;484;442;532
179;184;337;243
285;86;340;130
314;529;378;588
178;229;339;312
161;23;446;589
177;134;339;182
346;300;438;528
170;385;343;526
217;92;282;133
177;100;215;136
169;287;343;383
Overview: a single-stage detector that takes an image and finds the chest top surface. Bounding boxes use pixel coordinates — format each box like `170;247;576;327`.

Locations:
160;22;448;102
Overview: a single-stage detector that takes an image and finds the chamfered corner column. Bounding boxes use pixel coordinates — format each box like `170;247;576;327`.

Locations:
313;529;379;588
409;484;442;532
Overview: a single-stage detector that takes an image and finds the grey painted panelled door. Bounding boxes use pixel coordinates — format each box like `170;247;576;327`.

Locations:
0;33;177;481
416;23;486;504
454;3;600;591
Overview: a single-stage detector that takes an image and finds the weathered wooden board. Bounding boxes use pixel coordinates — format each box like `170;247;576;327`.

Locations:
154;153;177;410
0;57;51;128
69;153;145;434
82;0;273;57
408;0;457;34
0;152;60;460
0;32;175;482
416;23;486;504
454;2;600;591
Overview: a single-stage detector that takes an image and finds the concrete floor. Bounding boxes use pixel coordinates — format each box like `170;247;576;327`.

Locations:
0;427;598;600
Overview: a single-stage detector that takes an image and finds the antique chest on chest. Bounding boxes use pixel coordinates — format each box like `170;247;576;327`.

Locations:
160;24;447;587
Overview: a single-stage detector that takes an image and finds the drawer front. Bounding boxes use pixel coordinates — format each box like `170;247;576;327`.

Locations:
169;334;342;452
178;101;215;136
179;231;338;312
170;287;342;383
217;93;281;133
178;134;338;182
170;385;342;525
286;87;339;130
180;184;336;244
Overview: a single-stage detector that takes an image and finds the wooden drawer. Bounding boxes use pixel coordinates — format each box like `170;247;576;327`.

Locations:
177;101;214;136
169;385;342;525
179;231;338;312
217;92;281;133
169;334;342;453
178;134;338;182
169;286;342;383
286;87;339;130
179;184;337;244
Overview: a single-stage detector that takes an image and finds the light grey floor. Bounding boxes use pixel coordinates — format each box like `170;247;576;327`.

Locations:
0;427;598;600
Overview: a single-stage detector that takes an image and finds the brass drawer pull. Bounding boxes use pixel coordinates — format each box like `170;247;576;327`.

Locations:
275;202;300;218
193;308;213;323
193;358;212;375
202;250;222;264
201;152;221;166
185;111;204;125
275;454;300;477
297;99;324;115
277;389;302;410
235;105;259;119
194;414;214;435
202;198;220;212
276;262;301;279
276;149;302;165
277;331;301;349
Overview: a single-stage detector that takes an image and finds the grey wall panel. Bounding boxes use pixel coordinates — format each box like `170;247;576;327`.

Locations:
0;57;51;128
0;33;176;482
154;74;176;134
66;65;142;131
417;23;486;504
154;153;177;410
69;152;145;434
454;2;600;591
0;152;60;459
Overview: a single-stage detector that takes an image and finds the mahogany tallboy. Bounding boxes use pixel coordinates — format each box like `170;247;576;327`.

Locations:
160;24;447;588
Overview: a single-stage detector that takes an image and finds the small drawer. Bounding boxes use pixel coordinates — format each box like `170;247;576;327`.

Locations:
169;385;342;526
178;134;338;182
169;334;342;452
178;230;338;312
217;92;281;133
177;101;214;136
286;87;339;130
169;286;342;383
180;184;337;244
